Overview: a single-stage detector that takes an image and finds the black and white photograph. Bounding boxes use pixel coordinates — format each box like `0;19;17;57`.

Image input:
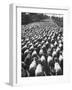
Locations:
21;12;63;77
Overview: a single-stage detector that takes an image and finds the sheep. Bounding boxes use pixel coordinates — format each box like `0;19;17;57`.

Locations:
24;49;29;55
54;62;61;75
31;37;35;40
27;41;31;45
47;56;53;64
32;50;37;57
57;36;60;40
29;59;36;70
45;41;49;49
59;54;63;69
22;44;27;51
50;44;54;48
29;58;37;76
43;37;47;41
48;37;51;42
52;50;57;57
21;68;27;77
54;41;57;46
51;38;54;43
34;42;39;48
56;47;60;53
47;55;55;74
28;43;33;47
37;44;41;48
33;40;37;44
37;38;42;42
59;43;62;48
21;39;24;42
47;48;51;55
39;49;44;56
51;35;54;40
21;42;24;47
49;32;53;37
25;38;29;42
40;55;46;62
21;53;25;62
59;55;63;62
41;44;46;49
29;45;34;52
35;42;39;46
35;64;43;76
58;40;62;44
41;40;45;45
45;41;48;45
24;53;31;66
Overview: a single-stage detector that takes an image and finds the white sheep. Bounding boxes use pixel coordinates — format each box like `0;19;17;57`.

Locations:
21;43;24;46
51;35;54;39
29;59;36;71
56;47;60;52
40;55;46;62
47;48;51;54
27;41;30;44
59;43;62;48
37;44;41;48
29;43;33;46
44;37;47;41
35;42;38;45
48;36;50;40
45;41;48;45
29;45;34;50
22;44;27;49
21;39;23;42
41;40;45;44
47;56;53;63
50;44;54;48
39;49;44;55
41;44;46;49
32;50;37;57
35;64;43;76
57;36;60;40
52;50;56;57
54;41;57;46
58;40;62;44
54;62;61;73
25;38;29;42
59;55;63;62
24;49;29;54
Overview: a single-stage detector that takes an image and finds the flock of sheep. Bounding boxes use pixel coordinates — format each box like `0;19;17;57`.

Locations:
21;18;63;77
